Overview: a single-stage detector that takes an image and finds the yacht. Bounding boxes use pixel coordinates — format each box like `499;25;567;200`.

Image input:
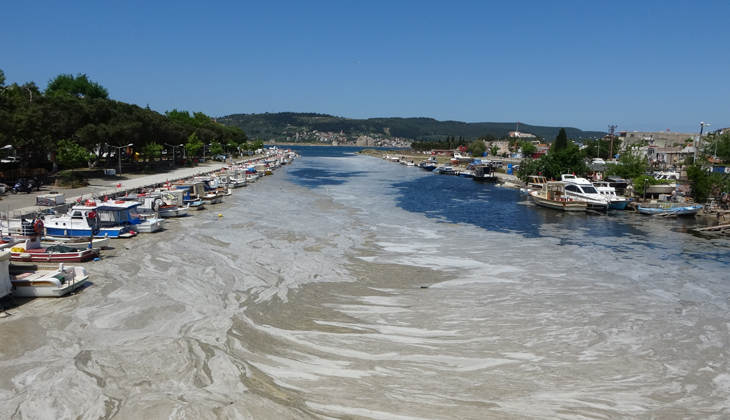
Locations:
560;174;610;211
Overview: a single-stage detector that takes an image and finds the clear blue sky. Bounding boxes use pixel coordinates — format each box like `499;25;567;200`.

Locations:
3;0;728;134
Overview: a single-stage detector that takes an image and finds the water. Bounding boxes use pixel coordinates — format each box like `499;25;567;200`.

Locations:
1;146;730;419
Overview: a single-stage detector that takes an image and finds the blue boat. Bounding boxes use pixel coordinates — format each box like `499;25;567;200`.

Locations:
43;201;149;238
636;203;703;216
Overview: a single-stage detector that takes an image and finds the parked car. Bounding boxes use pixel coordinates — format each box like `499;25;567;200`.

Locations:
592;158;606;165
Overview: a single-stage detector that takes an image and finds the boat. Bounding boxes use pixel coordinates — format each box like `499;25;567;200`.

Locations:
3;253;89;298
471;164;499;182
131;193;190;218
645;171;680;196
593;181;630;210
41;235;110;251
172;180;222;205
433;165;458;175
560;174;610;211
0;250;12;300
42;200;156;237
529;182;588;212
520;175;548;195
10;236;99;263
605;175;629;195
636;203;703;216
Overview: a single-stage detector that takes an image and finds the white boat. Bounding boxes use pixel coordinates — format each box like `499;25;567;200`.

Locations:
646;171;680;196
529;182;588;212
560;174;610;211
0;249;89;297
131;193;190;218
593;181;629;210
43;200;161;236
41;235;110;251
0;250;11;299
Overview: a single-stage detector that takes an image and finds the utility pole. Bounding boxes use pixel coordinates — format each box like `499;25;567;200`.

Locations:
608;125;617;160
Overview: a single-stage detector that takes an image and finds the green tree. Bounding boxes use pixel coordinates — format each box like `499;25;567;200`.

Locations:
605;148;647;180
141;142;163;162
701;131;730;164
185;132;203;158
56;138;93;170
209;141;224;156
489;144;499;157
517;143;587;182
520;141;537;157
467;140;486;157
552;128;568;153
45;73;109;99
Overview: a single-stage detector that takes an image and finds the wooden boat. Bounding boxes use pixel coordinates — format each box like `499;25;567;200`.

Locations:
636;203;703;216
41;235;110;250
529;182;588;212
1;250;89;298
10;236;99;263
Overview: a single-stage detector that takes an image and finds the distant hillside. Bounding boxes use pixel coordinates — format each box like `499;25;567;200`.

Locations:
218;112;607;143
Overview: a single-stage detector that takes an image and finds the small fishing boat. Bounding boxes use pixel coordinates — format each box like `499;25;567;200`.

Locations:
10;236;99;263
1;249;90;298
530;182;588;212
41;235;110;250
636;203;703;216
43;201;139;238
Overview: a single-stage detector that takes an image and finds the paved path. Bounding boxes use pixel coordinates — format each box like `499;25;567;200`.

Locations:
0;162;231;216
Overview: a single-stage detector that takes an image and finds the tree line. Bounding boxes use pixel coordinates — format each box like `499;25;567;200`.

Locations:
0;70;252;172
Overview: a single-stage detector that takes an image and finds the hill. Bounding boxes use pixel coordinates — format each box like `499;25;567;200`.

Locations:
217;112;608;144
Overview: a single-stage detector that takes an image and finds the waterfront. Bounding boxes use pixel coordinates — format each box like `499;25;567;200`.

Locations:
1;146;729;419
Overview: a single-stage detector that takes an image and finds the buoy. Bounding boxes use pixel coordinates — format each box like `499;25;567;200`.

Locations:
218;213;223;217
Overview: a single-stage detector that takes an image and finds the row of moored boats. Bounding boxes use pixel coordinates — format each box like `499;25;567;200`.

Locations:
0;149;299;300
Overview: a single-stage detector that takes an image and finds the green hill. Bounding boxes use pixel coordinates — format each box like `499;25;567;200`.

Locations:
218;112;608;143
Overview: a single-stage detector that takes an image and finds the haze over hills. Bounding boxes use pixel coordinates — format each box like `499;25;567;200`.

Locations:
218;112;609;144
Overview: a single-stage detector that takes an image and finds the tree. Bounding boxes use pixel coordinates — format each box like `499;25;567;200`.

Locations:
141;142;163;162
467;140;486;157
185;132;203;158
0;69;5;87
517;143;587;182
489;144;499;157
209;141;224;156
520;141;537;157
605;148;647;180
552;128;568;153
701;131;730;164
56;138;92;170
45;73;109;99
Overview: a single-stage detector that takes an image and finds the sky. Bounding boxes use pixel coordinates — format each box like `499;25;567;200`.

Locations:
2;0;729;134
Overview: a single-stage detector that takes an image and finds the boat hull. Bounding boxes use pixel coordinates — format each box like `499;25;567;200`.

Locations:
530;192;588;212
636;204;702;216
11;248;98;263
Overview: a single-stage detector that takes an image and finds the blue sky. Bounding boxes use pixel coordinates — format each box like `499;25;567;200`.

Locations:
2;0;728;134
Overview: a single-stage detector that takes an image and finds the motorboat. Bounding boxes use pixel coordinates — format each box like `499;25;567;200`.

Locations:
130;192;190;218
529;182;588;212
433;165;458;175
560;174;610;211
605;175;629;195
593;181;630;210
636;203;703;216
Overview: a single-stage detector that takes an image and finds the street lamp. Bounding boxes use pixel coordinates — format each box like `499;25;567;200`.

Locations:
164;143;183;167
695;122;709;164
108;143;133;175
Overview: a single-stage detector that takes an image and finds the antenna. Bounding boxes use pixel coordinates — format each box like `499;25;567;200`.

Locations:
608;125;617;159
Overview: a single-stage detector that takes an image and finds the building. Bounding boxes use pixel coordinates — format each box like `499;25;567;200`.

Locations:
619;131;695;148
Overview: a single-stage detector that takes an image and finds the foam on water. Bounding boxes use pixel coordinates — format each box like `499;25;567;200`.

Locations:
1;149;730;419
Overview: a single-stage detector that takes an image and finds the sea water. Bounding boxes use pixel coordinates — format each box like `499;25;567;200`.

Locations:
1;146;729;419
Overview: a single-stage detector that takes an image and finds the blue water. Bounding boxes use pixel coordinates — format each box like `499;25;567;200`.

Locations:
286;145;730;265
